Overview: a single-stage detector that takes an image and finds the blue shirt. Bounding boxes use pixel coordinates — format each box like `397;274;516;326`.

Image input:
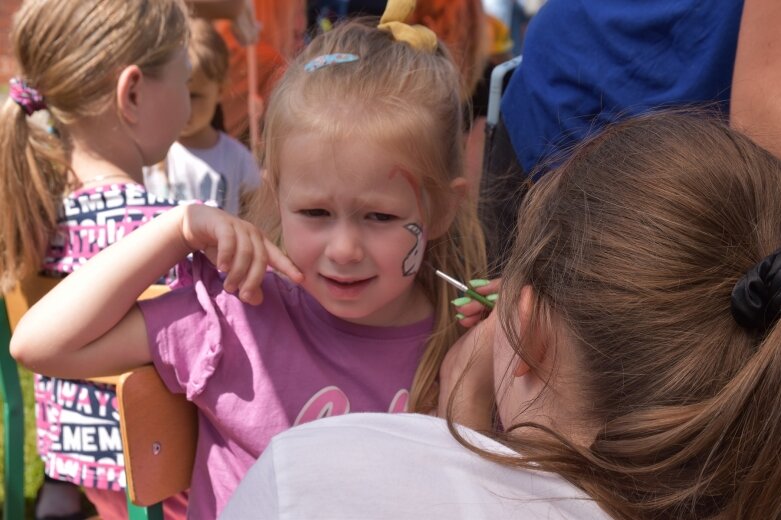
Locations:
501;0;744;173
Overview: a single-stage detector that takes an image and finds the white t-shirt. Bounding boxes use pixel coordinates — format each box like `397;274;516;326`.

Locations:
221;413;610;520
144;132;261;215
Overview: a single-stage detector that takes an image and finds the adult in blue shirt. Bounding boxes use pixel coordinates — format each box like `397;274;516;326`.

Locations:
482;0;745;268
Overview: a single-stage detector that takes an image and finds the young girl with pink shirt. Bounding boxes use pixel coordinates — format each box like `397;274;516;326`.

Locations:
11;0;489;516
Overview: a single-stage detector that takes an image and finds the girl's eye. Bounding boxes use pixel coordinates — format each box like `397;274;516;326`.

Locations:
300;209;329;217
367;212;397;222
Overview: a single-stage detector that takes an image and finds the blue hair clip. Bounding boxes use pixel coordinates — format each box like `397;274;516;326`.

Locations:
304;53;360;72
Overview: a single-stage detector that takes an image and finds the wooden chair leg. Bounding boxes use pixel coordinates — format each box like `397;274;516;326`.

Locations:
0;298;25;520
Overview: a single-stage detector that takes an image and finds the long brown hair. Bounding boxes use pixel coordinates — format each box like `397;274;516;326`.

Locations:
458;111;781;518
252;19;487;412
0;0;188;292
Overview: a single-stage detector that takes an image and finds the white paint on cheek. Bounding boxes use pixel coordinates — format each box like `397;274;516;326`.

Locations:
401;222;426;276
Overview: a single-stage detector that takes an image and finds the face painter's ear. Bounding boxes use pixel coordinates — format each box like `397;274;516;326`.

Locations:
514;285;548;378
116;65;144;125
427;177;467;239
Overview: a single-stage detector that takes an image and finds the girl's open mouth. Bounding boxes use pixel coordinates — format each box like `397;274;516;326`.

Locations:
320;275;375;298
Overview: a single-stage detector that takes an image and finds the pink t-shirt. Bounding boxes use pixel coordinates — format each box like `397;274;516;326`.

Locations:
139;253;433;518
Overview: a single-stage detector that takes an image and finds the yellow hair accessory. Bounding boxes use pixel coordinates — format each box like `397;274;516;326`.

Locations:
378;0;438;53
486;15;514;56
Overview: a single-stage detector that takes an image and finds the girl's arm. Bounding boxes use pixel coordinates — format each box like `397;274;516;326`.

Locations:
10;204;301;379
730;0;781;158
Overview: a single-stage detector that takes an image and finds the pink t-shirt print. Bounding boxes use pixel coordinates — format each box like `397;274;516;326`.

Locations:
294;386;410;425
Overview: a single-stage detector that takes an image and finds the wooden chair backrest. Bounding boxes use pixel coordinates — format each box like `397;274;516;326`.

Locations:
3;274;59;331
117;365;198;506
107;283;199;506
3;274;198;508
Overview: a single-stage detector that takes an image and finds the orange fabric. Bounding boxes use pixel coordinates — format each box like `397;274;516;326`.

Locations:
409;0;487;99
215;1;305;142
252;0;306;59
217;30;286;138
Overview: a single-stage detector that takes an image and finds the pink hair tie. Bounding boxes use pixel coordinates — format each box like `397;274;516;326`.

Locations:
9;77;47;116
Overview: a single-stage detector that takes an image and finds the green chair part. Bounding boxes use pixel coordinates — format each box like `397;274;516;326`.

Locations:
0;297;25;520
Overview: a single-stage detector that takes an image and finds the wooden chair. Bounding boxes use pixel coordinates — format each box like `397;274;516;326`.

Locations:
0;275;197;520
94;283;199;520
117;365;197;520
0;274;58;520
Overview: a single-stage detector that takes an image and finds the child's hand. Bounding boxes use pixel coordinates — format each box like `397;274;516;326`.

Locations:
180;205;302;304
452;278;501;328
437;312;497;430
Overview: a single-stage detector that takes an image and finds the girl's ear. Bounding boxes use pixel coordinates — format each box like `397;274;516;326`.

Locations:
117;65;144;125
427;177;468;239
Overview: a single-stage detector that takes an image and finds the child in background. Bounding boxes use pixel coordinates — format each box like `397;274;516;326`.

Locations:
225;111;781;519
0;0;191;518
10;0;487;516
145;18;261;216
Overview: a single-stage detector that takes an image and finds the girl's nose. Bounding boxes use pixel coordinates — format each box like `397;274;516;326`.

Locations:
324;223;364;264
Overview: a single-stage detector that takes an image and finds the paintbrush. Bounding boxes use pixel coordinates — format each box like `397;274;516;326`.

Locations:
433;268;495;309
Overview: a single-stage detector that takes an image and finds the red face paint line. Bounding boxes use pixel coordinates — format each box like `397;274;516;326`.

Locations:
389;166;425;221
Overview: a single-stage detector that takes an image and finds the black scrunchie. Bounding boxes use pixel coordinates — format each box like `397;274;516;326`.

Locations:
731;248;781;333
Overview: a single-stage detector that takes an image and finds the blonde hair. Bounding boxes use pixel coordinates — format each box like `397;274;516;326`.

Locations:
0;0;189;292
461;111;781;518
253;19;487;412
188;18;229;84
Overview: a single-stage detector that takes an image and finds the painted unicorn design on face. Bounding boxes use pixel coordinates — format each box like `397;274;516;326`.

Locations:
402;223;425;276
